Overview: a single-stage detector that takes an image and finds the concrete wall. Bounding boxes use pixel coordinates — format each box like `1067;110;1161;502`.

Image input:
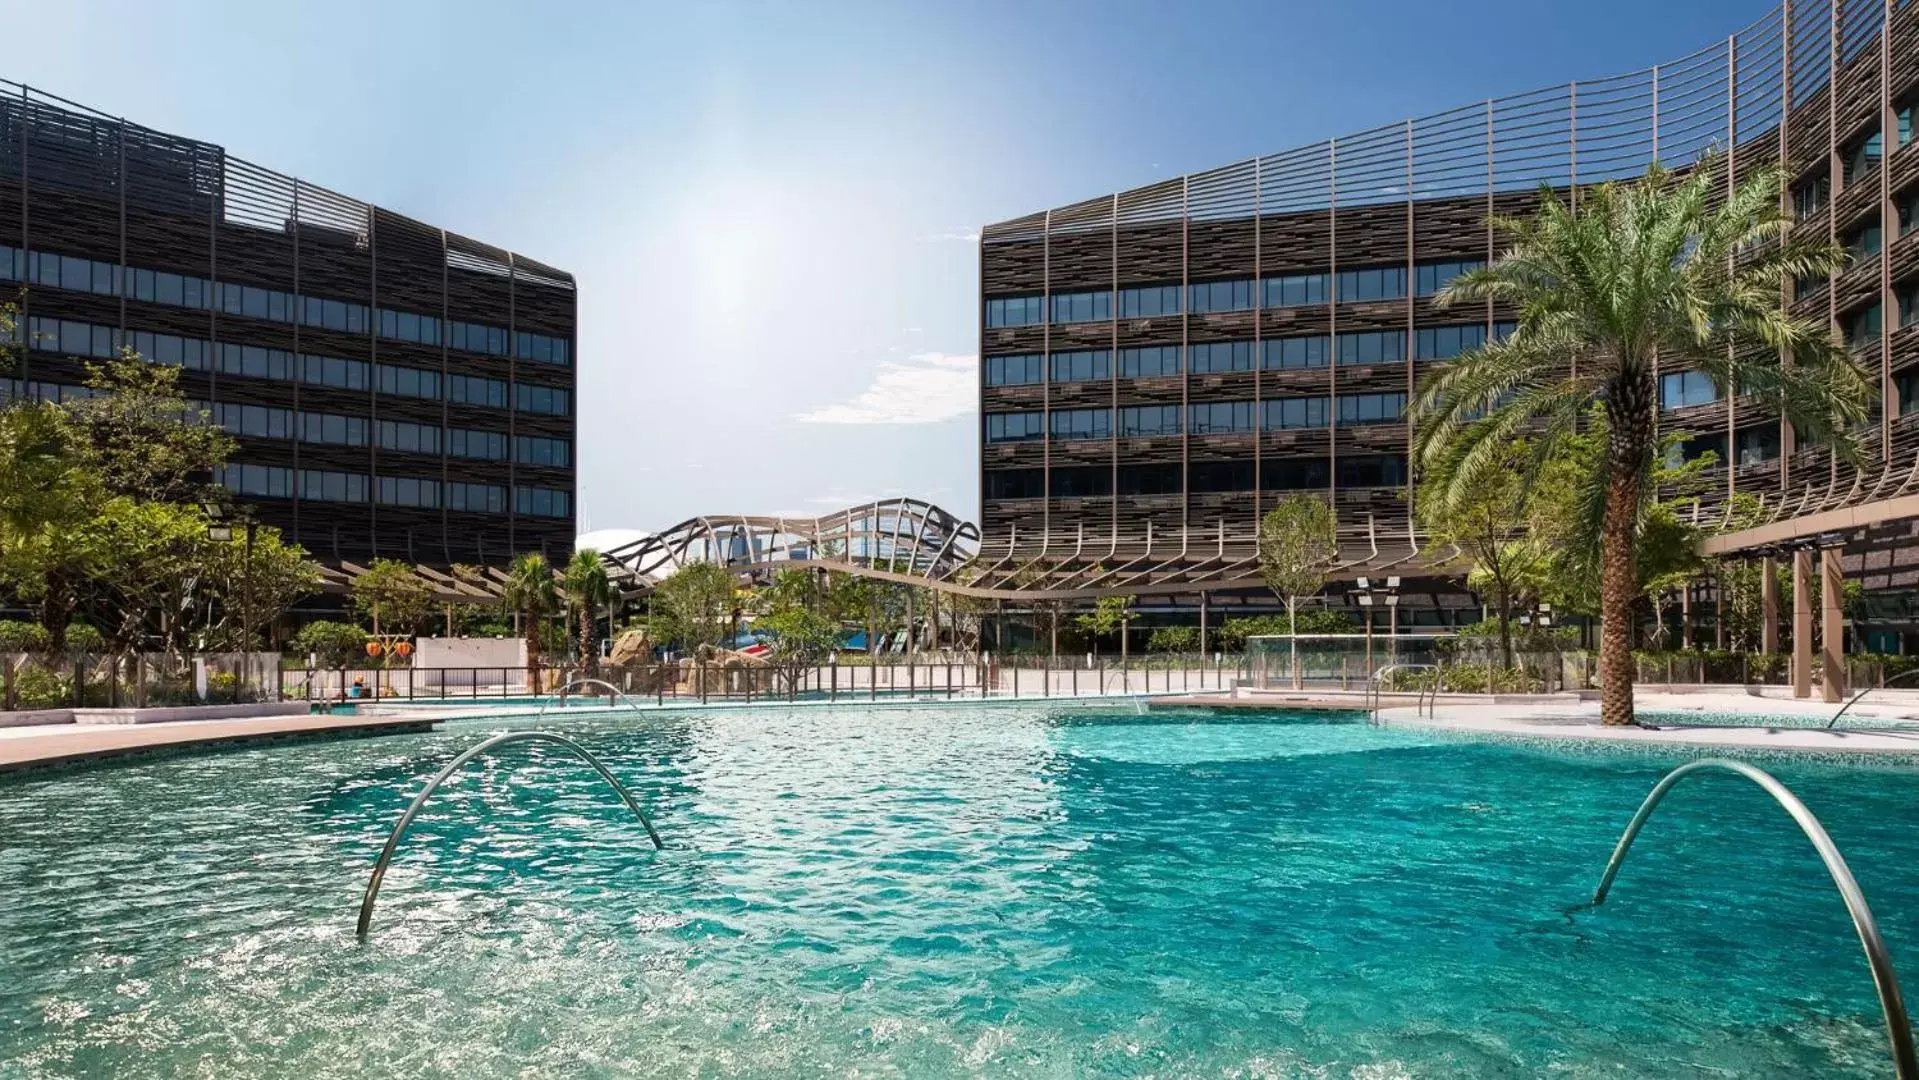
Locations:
412;637;525;673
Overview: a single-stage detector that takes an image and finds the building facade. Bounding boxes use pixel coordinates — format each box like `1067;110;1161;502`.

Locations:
0;81;577;566
977;0;1919;626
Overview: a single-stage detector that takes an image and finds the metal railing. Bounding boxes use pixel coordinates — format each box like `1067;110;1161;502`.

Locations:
356;731;663;940
1588;759;1916;1079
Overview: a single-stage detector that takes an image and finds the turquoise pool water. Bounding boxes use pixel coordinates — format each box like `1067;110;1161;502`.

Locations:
2;705;1916;1076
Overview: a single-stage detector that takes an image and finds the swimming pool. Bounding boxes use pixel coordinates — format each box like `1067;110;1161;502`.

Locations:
1;705;1913;1076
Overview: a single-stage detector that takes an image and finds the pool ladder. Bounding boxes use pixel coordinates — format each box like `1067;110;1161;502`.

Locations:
535;677;645;719
1828;668;1919;730
1366;663;1440;722
356;731;663;940
1589;759;1916;1079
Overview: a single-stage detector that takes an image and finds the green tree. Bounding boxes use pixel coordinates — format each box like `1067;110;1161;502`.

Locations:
1258;495;1338;688
1074;595;1138;661
199;524;323;652
1413;160;1867;725
68;352;232;504
72;498;207;700
501;553;560;694
350;559;434;638
561;549;613;675
649;562;740;655
291;620;370;669
1417;439;1548;671
758;568;843;695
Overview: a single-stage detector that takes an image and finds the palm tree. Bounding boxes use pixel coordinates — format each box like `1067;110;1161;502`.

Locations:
561;549;612;678
1411;159;1870;727
500;553;559;695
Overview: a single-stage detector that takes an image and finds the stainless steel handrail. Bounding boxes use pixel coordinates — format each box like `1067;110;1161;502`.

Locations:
356;731;664;940
1828;669;1919;729
535;677;642;719
1590;759;1917;1079
1368;663;1440;721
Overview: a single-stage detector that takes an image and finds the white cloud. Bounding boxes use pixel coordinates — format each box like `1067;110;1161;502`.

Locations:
794;352;977;425
924;229;980;243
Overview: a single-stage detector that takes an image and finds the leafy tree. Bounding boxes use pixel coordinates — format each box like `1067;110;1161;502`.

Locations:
561;549;613;675
199;524;323;652
1074;595;1138;660
757;568;843;694
68;353;232;504
0;619;49;710
650;562;738;654
1417;439;1548;671
1258;496;1338;687
1413;160;1866;725
1147;626;1200;653
291;620;370;668
350;559;434;638
501;553;560;694
72;498;207;696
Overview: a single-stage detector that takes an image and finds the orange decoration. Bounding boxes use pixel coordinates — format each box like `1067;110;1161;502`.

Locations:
394;641;413;657
366;641;383;657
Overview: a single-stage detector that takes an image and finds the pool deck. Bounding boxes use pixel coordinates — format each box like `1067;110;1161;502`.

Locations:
1375;691;1919;757
0;712;440;774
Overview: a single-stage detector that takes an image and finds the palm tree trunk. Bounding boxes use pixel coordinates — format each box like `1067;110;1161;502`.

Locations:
1599;454;1644;727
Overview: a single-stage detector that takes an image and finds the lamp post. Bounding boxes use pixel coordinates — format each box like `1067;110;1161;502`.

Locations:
1352;576;1402;676
206;507;257;698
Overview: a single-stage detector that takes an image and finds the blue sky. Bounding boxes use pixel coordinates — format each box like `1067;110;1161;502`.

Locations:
6;0;1765;538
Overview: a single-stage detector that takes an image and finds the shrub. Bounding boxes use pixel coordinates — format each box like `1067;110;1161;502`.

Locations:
1147;626;1200;653
1217;611;1357;651
0;620;49;655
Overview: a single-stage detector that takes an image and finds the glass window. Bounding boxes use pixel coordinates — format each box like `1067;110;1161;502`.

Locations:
515;486;572;518
1847;222;1883;259
1049;466;1111;498
1336;266;1406;303
984;411;1045;443
515;434;571;467
1847;130;1882;184
1050;289;1111;324
1338;455;1406;488
1189;341;1254;374
448;482;507;514
1049;408;1111;440
1262;273;1328;308
1337;330;1405;366
1190;461;1254;492
1414;259;1483;297
1337;392;1406;425
1262;396;1328;429
985;295;1044;328
1264;458;1330;490
985;353;1044;386
1660;370;1719;410
983;469;1045;500
1118;463;1183;495
1118;284;1182;318
1845;302;1883;346
1050;350;1110;383
1118;345;1182;378
1188;278;1254;314
1187;400;1255;434
1261;335;1328;370
1118;404;1180;437
378;476;441;508
450;428;509;460
1736;425;1781;465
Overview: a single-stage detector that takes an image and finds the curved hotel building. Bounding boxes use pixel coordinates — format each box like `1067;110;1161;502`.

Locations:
0;81;577;567
976;0;1919;629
